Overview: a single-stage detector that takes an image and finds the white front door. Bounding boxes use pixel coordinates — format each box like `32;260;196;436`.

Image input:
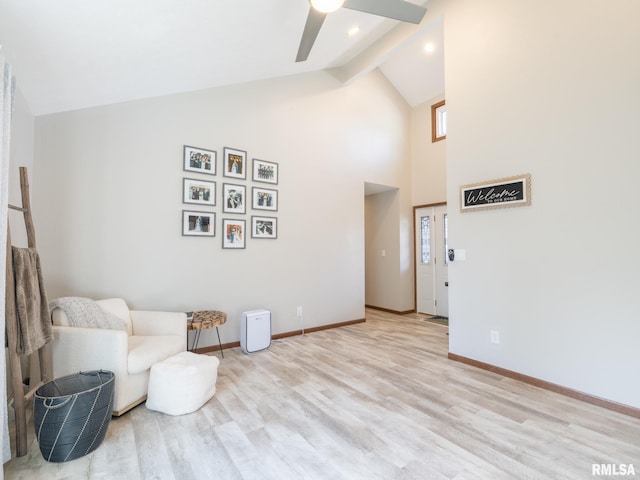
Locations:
415;205;449;316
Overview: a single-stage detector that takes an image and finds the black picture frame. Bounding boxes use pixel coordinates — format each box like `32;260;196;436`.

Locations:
182;210;215;237
183;145;216;175
252;158;278;184
222;218;246;249
183;178;216;206
252;187;278;211
222;183;246;214
251;216;277;239
222;147;247;180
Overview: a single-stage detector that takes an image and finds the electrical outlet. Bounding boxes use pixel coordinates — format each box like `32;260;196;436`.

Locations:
297;306;303;317
491;330;500;344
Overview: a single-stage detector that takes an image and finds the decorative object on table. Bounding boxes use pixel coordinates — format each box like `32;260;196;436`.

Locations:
222;183;246;214
146;351;220;416
183;178;216;206
252;158;278;184
187;310;227;356
34;370;114;462
183;145;216;175
182;210;215;237
252;186;278;211
222;147;247;180
241;309;271;354
460;173;531;213
222;218;246;249
251;215;277;239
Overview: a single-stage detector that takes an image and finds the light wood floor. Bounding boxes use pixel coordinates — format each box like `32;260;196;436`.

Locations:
5;309;640;479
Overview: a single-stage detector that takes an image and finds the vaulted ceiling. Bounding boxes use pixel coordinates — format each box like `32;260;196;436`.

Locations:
0;0;443;116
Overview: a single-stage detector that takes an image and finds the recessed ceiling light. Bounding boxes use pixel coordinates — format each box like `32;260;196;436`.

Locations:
347;26;361;36
424;43;435;53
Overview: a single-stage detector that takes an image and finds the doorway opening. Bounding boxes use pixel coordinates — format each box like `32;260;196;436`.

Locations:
364;182;398;310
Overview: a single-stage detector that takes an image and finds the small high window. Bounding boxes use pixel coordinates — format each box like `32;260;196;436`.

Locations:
431;100;446;142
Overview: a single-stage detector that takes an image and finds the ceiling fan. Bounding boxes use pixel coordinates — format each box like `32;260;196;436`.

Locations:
296;0;427;62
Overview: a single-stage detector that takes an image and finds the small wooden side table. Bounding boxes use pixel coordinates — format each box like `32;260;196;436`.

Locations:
187;310;227;357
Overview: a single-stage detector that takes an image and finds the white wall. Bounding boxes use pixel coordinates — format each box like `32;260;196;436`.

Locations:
444;0;640;408
32;69;412;348
412;94;446;206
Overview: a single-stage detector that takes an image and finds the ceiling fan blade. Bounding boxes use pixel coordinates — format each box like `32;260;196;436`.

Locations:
296;7;327;62
343;0;426;24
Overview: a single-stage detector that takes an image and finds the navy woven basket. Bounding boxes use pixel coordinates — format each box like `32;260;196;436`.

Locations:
34;370;114;462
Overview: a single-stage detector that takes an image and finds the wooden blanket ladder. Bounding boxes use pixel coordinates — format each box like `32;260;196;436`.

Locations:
5;166;52;457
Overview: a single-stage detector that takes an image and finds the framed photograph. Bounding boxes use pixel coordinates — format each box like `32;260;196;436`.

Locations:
183;145;216;175
222;218;246;249
251;216;277;239
252;187;278;211
223;147;247;179
460;174;531;213
252;158;278;184
183;178;216;206
223;183;246;214
182;210;215;237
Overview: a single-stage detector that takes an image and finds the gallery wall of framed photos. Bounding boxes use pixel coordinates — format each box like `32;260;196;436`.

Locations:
181;144;279;248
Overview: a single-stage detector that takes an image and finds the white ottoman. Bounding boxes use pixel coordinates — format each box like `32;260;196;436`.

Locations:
146;351;220;415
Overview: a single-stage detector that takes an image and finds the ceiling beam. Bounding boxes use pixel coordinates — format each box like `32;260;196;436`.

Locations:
328;7;441;86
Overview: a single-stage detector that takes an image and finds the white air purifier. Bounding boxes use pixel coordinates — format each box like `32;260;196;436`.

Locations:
241;309;271;354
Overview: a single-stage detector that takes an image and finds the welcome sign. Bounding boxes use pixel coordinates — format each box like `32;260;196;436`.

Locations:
460;174;531;212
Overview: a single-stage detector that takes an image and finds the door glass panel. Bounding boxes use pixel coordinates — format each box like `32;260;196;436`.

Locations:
421;216;431;263
443;213;449;265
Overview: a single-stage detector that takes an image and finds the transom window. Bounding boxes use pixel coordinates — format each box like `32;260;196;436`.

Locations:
431;100;447;142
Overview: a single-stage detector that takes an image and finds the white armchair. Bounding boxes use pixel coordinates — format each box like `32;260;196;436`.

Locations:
50;298;187;415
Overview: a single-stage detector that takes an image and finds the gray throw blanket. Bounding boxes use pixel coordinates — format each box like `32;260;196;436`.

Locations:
49;297;127;331
12;247;53;355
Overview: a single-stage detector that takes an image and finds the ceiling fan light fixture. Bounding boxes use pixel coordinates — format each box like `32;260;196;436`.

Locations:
310;0;345;14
